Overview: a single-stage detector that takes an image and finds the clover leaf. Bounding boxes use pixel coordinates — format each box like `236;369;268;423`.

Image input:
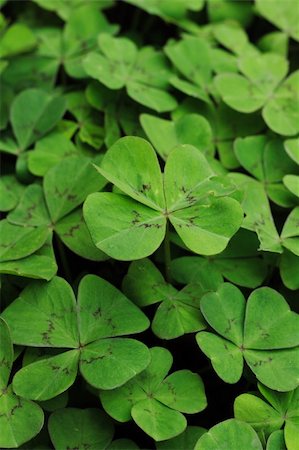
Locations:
48;408;114;450
100;347;207;441
196;283;299;391
0;318;44;448
234;383;299;449
1;275;150;400
215;53;299;136
4;155;107;273
84;34;177;112
3;88;66;155
83;136;243;260
195;419;263;450
256;0;299;42
123;258;214;339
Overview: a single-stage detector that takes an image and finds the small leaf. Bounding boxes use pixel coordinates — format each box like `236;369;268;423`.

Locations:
83;192;166;260
77;274;150;344
196;332;243;384
12;350;80;401
1;277;79;348
80;338;150;390
10;89;66;151
154;370;207;413
0;385;44;449
131;398;187;441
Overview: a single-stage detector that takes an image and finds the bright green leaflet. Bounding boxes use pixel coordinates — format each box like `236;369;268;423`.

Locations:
195;419;263;450
0;220;49;262
0;236;58;281
234;384;299;448
0;318;44;449
256;0;299;42
28;130;79;176
215;53;299;136
140;113;214;160
0;23;37;58
1;275;150;399
123;258;209;339
84;34;176;112
84;136;243;260
196;283;299;391
100;347;207;441
48;408;114;450
164;35;212;103
10;88;66;152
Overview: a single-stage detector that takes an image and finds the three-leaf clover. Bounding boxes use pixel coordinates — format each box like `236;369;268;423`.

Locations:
123;258;218;339
234;383;299;450
1;275;150;400
0;88;66;156
83;34;177;112
215;53;299;136
1;155;107;280
83;136;243;260
100;347;207;441
0;318;44;449
196;283;299;391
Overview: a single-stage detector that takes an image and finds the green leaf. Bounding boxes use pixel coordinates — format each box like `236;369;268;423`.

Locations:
244;287;299;350
0;175;24;212
195;419;263;450
10;89;66;151
44;156;107;223
234;394;284;436
55;208;108;261
132;398;187;441
256;0;299;42
280;250;299;290
77;274;149;344
0;220;49;262
80;338;150;390
0;318;13;389
169;197;243;256
83;192;166;260
0;23;37;58
196;332;243;383
98;136;165;210
140;113;213;160
154;370;207;413
0;236;57;281
13;350;80;401
1;277;79;348
0;385;44;449
48;408;114;450
200;283;245;346
28;131;78;176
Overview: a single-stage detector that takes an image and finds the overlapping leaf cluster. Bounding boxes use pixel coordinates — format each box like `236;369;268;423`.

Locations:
0;0;298;449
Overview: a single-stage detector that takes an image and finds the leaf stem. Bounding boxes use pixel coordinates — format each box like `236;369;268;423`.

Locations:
164;220;172;283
